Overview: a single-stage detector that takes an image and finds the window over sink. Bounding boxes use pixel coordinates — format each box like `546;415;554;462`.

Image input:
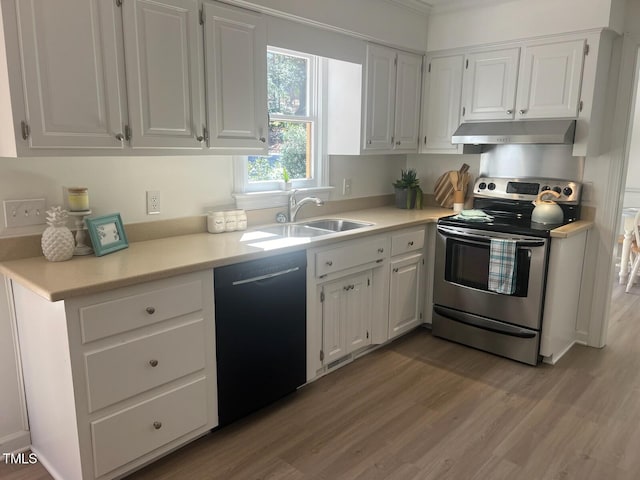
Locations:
234;47;334;207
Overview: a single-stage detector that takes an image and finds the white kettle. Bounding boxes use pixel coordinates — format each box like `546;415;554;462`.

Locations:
531;190;564;226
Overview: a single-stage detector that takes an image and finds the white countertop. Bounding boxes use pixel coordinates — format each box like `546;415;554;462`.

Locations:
0;206;593;301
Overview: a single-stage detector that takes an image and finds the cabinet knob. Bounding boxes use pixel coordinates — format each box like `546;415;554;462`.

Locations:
408;241;414;246
367;139;372;145
519;109;527;115
196;135;204;142
149;359;159;367
259;137;266;143
326;260;333;266
395;141;401;146
153;421;162;430
145;306;156;315
377;248;384;253
393;268;399;273
506;109;513;115
115;133;124;141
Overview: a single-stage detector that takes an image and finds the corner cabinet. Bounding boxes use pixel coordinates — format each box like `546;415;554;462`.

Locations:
11;271;217;480
460;39;586;122
419;54;464;153
363;44;422;154
203;2;268;153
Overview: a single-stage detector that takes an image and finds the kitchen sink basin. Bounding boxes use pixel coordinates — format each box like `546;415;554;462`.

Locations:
257;224;332;238
297;219;374;232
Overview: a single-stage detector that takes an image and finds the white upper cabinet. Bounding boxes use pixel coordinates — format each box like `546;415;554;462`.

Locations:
393;52;423;151
203;2;268;153
363;44;397;151
122;0;204;149
420;54;464;153
515;39;586;119
460;39;587;123
363;44;422;154
9;0;127;150
461;48;520;121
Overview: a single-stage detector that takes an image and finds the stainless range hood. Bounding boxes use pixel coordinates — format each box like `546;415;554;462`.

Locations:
451;119;576;145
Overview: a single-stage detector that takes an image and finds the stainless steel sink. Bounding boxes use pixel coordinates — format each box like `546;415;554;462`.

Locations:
257;224;331;238
297;218;373;232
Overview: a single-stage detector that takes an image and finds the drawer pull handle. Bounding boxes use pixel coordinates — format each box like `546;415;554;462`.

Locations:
377;248;384;253
145;307;156;315
149;359;159;367
326;261;333;266
393;268;399;273
153;421;162;430
408;241;414;246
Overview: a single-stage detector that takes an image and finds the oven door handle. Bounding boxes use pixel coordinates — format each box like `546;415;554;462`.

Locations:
434;305;537;339
437;225;546;247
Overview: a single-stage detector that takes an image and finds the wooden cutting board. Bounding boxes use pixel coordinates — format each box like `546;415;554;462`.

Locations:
434;163;470;208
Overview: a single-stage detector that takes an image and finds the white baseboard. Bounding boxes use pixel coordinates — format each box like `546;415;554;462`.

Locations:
0;430;30;455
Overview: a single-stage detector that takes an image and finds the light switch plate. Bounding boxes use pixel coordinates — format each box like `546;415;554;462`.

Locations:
3;198;46;228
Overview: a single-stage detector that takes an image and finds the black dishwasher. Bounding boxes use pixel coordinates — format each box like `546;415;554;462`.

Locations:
213;250;307;426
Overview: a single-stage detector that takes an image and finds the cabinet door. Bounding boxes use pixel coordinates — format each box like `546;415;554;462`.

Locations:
363;44;396;151
345;273;372;353
516;40;585;119
461;48;519;121
204;2;268;152
122;0;204;149
322;280;347;364
393;52;422;152
420;55;464;153
321;272;372;364
14;0;127;149
389;254;422;340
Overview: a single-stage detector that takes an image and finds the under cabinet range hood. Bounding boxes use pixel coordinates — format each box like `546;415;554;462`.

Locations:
451;119;576;145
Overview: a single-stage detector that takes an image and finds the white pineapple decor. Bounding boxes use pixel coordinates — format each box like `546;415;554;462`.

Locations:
41;206;75;262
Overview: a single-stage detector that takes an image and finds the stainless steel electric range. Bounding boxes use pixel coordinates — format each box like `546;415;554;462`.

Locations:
432;176;582;365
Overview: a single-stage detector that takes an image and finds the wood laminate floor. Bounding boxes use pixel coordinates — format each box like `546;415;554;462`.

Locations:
3;282;640;480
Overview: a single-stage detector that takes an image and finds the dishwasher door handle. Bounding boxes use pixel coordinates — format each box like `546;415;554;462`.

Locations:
231;267;300;286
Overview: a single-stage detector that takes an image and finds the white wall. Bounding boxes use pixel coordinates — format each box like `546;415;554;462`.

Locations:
427;0;619;51
0;155;235;237
227;0;428;51
330;155;406;200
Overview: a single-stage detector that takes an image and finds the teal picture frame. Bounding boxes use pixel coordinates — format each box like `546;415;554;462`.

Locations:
86;213;129;257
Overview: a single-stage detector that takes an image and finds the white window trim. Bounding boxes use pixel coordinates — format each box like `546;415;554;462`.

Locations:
233;48;331;210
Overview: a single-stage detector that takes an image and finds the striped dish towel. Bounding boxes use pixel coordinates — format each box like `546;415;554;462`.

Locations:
488;238;518;294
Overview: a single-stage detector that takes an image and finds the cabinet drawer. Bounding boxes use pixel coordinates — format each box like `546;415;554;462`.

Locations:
316;236;387;277
91;377;208;478
80;280;203;343
391;228;425;257
84;320;206;412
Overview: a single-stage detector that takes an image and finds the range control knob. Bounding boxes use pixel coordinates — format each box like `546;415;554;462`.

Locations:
552;186;562;194
487;182;496;191
541;185;550;191
478;182;487;190
563;187;573;197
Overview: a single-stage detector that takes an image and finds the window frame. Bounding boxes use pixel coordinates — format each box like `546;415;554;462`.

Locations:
234;47;330;203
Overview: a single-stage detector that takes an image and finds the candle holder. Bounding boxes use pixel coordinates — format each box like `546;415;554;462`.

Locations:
68;210;94;256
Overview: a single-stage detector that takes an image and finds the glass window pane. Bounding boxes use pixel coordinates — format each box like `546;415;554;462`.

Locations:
267;52;308;116
248;121;311;183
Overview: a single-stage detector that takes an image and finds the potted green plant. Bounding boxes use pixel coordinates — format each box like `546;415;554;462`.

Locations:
281;167;292;191
393;169;423;209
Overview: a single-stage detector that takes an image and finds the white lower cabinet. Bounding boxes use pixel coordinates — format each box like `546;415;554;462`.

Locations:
321;271;372;364
11;270;217;480
388;253;423;340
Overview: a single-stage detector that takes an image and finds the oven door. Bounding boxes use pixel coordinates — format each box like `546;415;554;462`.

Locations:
433;224;549;330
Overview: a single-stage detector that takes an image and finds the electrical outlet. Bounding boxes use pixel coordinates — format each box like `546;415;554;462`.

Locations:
342;178;352;196
146;190;160;215
3;198;46;228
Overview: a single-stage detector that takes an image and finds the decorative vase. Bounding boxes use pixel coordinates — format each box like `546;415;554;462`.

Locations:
41;206;75;262
395;187;416;209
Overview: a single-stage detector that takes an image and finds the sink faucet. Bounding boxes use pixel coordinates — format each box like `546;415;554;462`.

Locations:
288;190;324;222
